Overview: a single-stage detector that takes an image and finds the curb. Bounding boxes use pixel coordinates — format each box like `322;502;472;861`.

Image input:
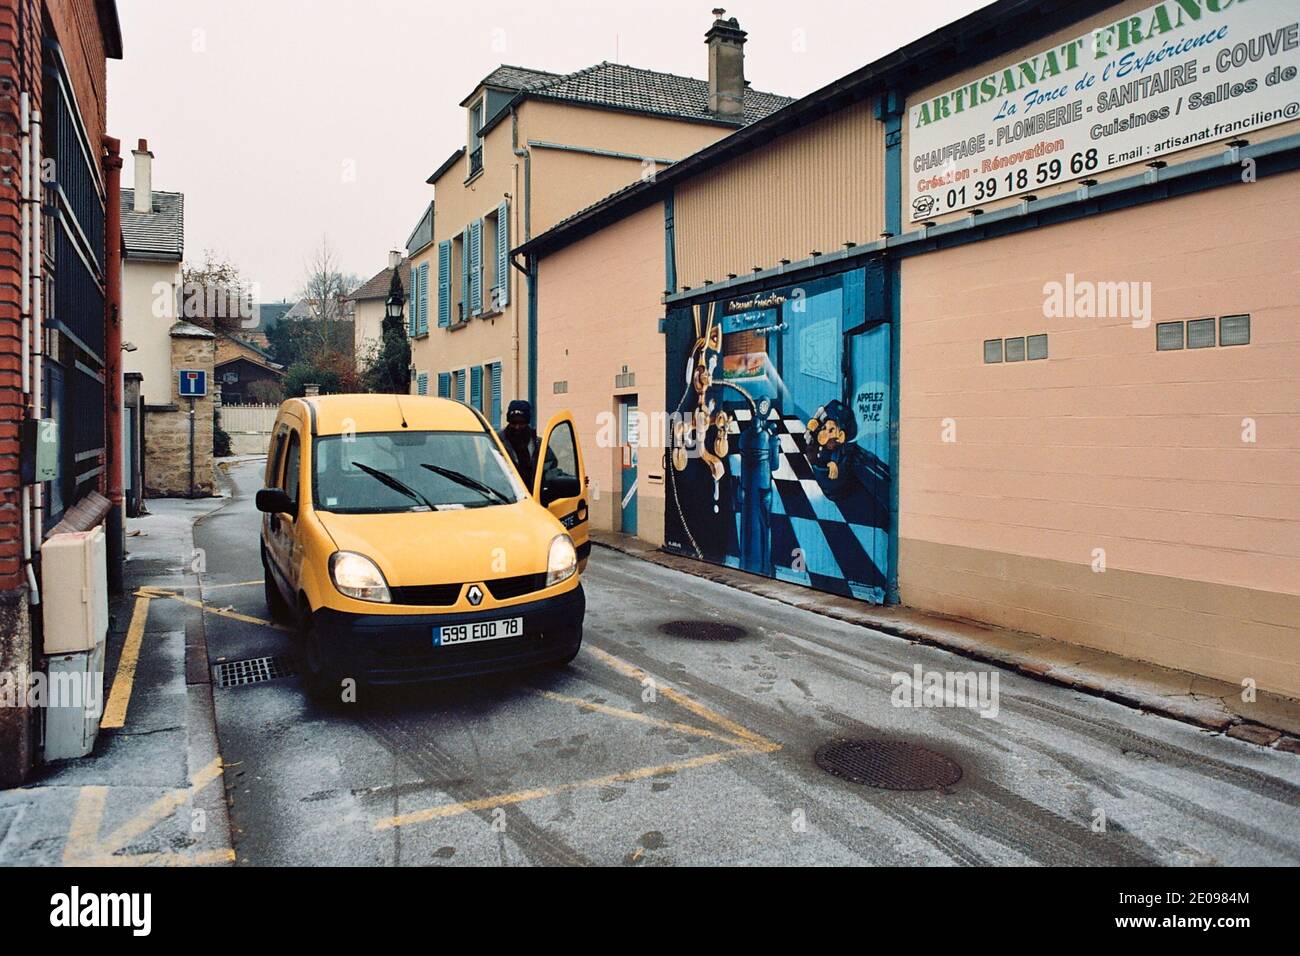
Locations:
590;537;1300;755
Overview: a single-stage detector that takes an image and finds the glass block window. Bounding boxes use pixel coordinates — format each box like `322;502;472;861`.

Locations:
1027;334;1049;361
1220;314;1250;347
1187;318;1216;349
1004;337;1026;362
983;339;1003;364
1156;321;1184;351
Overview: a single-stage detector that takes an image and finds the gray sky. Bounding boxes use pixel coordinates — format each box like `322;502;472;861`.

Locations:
108;0;989;301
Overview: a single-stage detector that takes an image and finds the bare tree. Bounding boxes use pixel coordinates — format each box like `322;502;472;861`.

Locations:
300;237;350;321
181;249;255;332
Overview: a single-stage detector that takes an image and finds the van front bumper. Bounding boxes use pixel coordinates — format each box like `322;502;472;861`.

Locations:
311;584;585;685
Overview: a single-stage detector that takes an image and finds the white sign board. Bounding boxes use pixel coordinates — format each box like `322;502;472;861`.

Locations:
907;0;1300;222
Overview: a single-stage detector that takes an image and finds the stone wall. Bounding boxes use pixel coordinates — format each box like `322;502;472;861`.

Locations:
144;332;215;497
0;589;31;787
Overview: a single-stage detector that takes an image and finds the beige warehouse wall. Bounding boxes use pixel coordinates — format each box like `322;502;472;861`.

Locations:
122;259;182;406
523;99;731;238
903;0;1300;228
535;203;667;546
899;170;1300;696
674;99;886;289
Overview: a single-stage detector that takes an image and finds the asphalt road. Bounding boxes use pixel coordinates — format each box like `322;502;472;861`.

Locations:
195;459;1300;866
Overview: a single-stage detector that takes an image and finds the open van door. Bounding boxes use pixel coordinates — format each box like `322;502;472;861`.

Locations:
534;412;589;570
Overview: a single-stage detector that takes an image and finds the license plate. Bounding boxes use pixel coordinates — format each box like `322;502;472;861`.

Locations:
434;616;523;647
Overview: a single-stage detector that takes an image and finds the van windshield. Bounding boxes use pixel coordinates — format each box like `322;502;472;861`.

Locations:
313;431;524;514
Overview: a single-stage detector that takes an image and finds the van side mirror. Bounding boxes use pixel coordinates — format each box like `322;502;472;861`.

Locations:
540;474;580;506
256;487;296;515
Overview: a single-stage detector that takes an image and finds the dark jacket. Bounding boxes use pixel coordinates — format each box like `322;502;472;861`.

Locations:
498;427;542;488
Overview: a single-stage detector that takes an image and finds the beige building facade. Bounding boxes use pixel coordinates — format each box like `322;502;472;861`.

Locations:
523;0;1300;696
409;15;792;425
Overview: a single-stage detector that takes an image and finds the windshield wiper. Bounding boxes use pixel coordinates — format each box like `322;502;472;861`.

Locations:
420;463;512;505
352;462;439;511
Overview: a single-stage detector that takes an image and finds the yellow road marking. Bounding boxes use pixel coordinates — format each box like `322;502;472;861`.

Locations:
135;580;260;593
584;644;780;753
62;758;228;866
97;758;224;855
101;594;150;729
374;749;746;830
62;786;108;865
536;689;756;750
138;586;288;631
69;848;235;868
375;646;781;832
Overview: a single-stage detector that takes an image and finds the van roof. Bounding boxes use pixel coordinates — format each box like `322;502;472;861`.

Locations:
296;394;489;436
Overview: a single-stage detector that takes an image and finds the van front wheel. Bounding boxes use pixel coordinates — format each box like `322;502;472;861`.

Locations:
296;606;344;703
550;625;583;667
262;549;291;624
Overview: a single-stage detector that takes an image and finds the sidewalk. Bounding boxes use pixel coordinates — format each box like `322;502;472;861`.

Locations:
590;531;1300;753
0;496;234;866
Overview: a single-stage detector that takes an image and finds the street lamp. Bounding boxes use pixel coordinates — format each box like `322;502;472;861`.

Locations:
385;266;416;393
385;267;406;325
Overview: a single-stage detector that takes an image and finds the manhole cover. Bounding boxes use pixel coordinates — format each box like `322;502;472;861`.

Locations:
657;620;747;642
815;739;962;791
214;656;296;688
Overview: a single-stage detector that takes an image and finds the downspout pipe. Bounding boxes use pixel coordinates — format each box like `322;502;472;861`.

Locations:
30;105;43;566
511;107;532;407
102;136;125;592
19;92;38;603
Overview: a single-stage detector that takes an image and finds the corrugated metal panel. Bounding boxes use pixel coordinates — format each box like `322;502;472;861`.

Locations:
674;101;885;290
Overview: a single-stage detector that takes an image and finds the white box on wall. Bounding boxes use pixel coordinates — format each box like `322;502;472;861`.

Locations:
41;526;109;654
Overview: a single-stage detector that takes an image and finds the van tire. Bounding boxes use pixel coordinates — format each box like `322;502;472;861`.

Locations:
296;605;342;703
262;549;291;624
551;626;583;667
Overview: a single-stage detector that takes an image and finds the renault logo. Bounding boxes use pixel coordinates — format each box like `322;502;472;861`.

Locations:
467;585;483;606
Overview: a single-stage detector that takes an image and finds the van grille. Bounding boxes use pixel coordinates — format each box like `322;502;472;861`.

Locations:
390;583;461;606
389;573;548;607
485;573;548;601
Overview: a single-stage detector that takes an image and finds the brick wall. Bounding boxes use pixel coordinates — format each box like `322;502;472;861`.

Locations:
0;0;41;597
0;0;113;786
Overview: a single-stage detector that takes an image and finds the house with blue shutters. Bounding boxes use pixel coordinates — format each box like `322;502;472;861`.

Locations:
406;20;792;426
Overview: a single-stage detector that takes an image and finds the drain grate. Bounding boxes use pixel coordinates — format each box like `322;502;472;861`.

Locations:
815;739;962;791
214;656;296;688
657;620;748;642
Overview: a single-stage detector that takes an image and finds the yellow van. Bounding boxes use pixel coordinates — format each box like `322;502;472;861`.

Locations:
256;394;589;698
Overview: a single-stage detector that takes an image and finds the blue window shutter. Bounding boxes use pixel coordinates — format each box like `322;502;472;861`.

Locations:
490;362;502;428
469;219;483;314
470;218;486;312
470;365;483;410
408;264;418;335
437;372;450;398
437;240;451;327
461;228;470;320
418;263;429;334
454;370;466;403
496;201;510;308
416;372;428;396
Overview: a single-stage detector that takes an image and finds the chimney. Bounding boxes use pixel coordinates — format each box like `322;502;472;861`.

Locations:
705;9;747;117
388;249;402;269
132;138;153;214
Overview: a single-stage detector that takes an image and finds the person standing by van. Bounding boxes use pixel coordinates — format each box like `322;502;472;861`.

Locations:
499;400;543;488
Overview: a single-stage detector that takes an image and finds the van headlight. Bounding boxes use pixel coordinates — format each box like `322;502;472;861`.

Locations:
329;551;392;603
546;534;577;587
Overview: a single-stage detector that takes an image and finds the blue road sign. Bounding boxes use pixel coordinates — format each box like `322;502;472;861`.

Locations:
178;369;207;398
